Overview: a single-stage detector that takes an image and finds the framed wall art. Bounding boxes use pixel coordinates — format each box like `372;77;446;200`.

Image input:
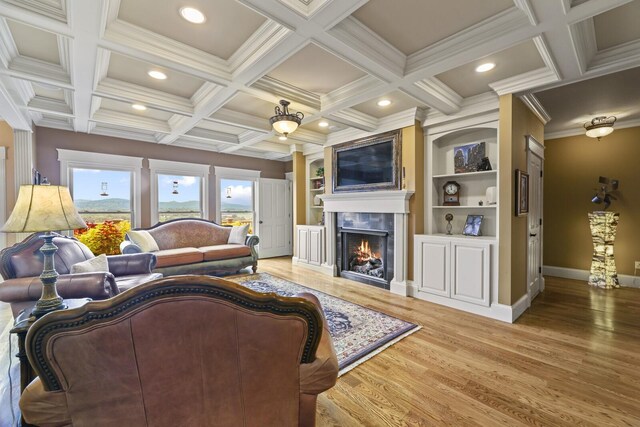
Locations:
515;169;529;216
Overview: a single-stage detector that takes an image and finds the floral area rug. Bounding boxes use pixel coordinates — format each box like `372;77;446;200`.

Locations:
228;273;421;375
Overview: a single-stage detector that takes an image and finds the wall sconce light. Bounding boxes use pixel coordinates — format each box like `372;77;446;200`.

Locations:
226;186;232;198
172;181;179;195
100;182;109;197
584;116;616;140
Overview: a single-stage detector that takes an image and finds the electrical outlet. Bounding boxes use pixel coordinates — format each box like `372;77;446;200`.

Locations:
635;261;640;270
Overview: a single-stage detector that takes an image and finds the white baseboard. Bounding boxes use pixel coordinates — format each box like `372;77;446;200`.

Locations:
543;265;640;288
292;258;334;276
409;283;529;323
390;279;408;296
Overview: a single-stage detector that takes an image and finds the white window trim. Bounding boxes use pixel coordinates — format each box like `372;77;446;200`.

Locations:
149;159;210;224
214;166;260;227
57;149;143;228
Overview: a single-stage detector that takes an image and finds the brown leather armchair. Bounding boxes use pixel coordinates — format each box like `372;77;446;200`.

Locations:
19;275;339;427
0;232;162;317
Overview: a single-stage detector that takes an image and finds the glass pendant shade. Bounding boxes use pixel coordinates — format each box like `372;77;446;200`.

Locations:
584;116;616;140
269;99;304;136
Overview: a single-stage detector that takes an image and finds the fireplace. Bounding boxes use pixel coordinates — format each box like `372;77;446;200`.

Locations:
336;213;394;289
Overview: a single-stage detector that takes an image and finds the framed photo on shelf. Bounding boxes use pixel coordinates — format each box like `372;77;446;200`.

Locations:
454;141;485;173
462;215;483;236
515;169;529;216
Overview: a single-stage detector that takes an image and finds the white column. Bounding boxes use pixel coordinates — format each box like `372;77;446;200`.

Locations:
390;212;409;296
0;147;6;250
321;212;337;276
13;129;35;242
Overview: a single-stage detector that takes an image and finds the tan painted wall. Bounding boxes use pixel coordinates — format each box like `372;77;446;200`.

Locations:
35;127;287;228
291;151;306;227
498;95;544;305
544;126;640;275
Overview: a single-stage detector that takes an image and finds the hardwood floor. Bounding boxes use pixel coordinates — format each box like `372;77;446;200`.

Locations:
258;258;640;426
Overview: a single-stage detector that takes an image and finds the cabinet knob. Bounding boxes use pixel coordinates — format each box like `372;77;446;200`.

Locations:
529;233;537;237
259;220;264;224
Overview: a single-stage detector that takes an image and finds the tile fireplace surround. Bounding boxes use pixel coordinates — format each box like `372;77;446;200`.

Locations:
320;190;414;296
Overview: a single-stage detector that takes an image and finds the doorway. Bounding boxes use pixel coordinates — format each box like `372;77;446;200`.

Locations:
527;135;545;301
258;178;292;258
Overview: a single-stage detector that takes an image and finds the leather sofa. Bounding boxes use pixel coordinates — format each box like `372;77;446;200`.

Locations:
0;233;161;317
120;218;259;276
20;275;339;427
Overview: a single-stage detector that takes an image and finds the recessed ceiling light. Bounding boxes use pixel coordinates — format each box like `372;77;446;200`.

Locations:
475;62;495;73
318;121;329;128
131;104;147;111
179;7;206;24
148;70;167;80
279;135;287;141
377;99;391;107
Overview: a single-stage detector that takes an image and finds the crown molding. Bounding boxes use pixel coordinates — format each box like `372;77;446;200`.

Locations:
89;122;160;142
3;0;67;23
410;77;462;114
519;93;551;125
285;128;326;145
0;76;32;130
533;34;562;80
103;20;231;84
207;107;272;133
565;0;633;24
276;0;333;19
327;107;378;132
92;109;171;133
34;113;72;131
423;92;498;128
184;127;240;145
12;77;34;106
513;0;537;26
251;75;320;110
228;20;292;77
0;1;71;36
0;18;18;68
249;140;292;154
587;38;640;75
489;67;559;95
328;16;406;79
95;77;194;116
320;75;385;112
222;130;271;154
27;96;73;116
568;18;596;74
6;56;71;88
405;8;533;77
172;136;229;152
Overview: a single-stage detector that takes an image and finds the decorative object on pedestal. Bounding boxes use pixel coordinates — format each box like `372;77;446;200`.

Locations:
462;214;483;236
515;169;529;216
588;176;620;288
454;141;485;173
1;185;87;317
445;213;453;235
315;167;324;177
443;181;460;206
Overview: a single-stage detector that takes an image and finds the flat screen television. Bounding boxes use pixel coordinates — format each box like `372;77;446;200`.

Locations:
332;130;401;193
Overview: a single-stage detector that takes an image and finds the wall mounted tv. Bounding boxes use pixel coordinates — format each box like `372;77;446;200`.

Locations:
332;130;402;193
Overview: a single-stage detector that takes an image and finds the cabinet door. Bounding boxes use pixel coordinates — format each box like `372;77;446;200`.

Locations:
297;227;309;263
451;241;490;306
308;228;323;265
416;239;450;297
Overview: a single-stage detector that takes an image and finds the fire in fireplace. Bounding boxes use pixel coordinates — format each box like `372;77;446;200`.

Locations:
339;227;389;288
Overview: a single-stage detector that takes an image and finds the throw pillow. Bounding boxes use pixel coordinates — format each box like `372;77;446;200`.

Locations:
127;230;160;252
228;224;250;245
71;254;109;274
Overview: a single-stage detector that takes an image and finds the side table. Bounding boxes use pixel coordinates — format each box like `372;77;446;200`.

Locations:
10;298;91;427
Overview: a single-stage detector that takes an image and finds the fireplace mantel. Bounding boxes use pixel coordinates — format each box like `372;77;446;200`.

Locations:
320;190;414;214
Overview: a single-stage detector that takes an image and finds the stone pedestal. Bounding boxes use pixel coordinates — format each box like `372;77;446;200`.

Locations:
588;211;620;289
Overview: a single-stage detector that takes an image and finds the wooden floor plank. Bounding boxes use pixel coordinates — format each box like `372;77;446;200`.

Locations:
256;258;640;426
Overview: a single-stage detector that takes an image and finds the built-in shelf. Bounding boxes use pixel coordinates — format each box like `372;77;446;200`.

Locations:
310;205;323;209
433;170;497;179
425;233;497;241
310;188;324;192
433;205;498;209
309;176;324;181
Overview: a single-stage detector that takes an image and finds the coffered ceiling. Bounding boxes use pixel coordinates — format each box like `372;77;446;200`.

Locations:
0;0;639;160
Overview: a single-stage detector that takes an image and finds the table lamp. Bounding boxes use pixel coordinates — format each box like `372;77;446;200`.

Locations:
1;185;87;317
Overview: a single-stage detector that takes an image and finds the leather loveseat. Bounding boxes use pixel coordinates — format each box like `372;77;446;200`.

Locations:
120;218;259;277
20;275;339;427
0;233;161;317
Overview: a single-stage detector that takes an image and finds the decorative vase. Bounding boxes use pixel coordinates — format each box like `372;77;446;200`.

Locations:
588;211;620;289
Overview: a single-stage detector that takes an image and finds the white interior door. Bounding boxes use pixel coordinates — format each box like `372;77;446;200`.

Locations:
528;153;543;300
258;178;292;258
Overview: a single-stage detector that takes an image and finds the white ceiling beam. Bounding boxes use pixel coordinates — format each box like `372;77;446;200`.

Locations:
327;108;378;132
27;97;73;117
207;108;271;133
0;77;31;129
0;1;72;37
251;75;320;110
184;128;239;145
92;109;171;134
222;129;273;154
408;77;463;114
565;0;634;24
285;128;326;145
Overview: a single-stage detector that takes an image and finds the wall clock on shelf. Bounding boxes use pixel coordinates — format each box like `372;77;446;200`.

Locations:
443;181;461;206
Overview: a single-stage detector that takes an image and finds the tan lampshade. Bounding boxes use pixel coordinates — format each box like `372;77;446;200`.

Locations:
1;185;87;233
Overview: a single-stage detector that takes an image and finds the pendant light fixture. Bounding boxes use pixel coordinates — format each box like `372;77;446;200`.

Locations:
172;181;179;195
269;100;304;138
226;186;232;199
100;182;109;197
584;116;616;140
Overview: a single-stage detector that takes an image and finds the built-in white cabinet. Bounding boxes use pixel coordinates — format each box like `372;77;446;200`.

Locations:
294;225;324;266
415;235;492;307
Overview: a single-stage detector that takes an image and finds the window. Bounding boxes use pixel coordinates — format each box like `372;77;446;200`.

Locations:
149;159;210;224
58;149;143;228
157;174;203;222
214;167;260;233
71;168;133;224
220;179;254;232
